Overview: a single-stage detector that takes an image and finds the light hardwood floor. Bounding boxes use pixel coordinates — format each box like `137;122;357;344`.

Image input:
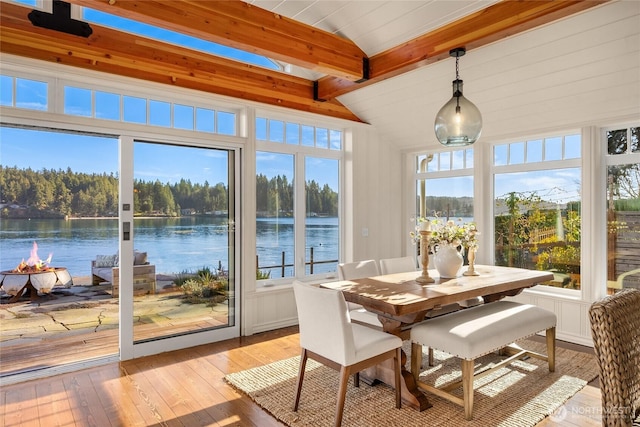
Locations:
0;326;602;427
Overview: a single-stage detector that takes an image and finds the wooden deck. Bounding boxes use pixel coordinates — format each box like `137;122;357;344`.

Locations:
0;326;602;427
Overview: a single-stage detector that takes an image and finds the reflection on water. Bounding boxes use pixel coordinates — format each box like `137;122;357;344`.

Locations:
256;217;338;277
1;217;339;277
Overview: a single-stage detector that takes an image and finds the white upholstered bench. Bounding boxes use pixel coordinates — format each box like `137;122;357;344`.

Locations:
410;300;557;420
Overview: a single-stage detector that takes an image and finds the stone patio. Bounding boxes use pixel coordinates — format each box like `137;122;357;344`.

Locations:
0;275;230;348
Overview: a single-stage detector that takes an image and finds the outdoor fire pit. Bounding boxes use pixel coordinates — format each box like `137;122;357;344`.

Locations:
0;241;73;302
0;267;73;297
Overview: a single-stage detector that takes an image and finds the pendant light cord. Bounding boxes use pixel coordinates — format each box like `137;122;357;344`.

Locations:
455;55;461;112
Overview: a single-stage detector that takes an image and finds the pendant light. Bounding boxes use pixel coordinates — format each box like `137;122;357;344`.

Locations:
434;47;482;146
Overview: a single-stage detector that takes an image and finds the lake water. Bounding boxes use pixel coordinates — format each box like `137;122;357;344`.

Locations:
0;217;339;277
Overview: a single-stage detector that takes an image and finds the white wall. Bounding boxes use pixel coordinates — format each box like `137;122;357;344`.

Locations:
350;126;405;262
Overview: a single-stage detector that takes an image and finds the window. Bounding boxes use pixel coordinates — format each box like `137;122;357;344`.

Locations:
256;117;342;150
174;104;194;130
17;78;48;111
123;95;147;124
256;152;295;278
415;149;474;220
81;8;281;71
605;126;640;293
0;75;49;111
256;117;342;283
493;134;582;290
15;82;237;135
305;157;339;275
412;149;474;261
95;91;120;121
64;86;92;117
149;100;171;127
4;78;233;130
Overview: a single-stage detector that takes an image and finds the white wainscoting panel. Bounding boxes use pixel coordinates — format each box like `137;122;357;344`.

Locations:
508;292;594;347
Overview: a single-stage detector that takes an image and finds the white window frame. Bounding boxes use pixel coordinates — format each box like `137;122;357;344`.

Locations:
410;147;475;257
601;124;640;294
255;113;344;288
489;131;584;299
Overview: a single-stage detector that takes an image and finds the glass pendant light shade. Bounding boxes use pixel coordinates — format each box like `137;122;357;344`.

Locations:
434;79;482;146
434;47;482;147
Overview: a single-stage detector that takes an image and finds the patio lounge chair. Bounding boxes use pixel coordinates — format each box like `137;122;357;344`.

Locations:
91;252;156;296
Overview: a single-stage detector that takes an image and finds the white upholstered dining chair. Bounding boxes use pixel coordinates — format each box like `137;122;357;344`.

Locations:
337;259;380;281
337;260;382;327
292;281;402;427
379;256;417;274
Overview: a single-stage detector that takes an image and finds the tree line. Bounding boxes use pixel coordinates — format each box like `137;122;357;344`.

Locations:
256;173;337;216
0;167;338;218
422;196;474;218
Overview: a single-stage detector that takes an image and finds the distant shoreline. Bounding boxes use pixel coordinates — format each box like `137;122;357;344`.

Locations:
67;216;118;220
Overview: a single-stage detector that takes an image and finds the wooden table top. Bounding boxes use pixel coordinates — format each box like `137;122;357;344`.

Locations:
322;265;554;319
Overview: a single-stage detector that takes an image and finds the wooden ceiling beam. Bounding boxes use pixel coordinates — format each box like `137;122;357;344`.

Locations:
0;2;362;122
0;0;610;121
315;0;609;101
63;0;368;82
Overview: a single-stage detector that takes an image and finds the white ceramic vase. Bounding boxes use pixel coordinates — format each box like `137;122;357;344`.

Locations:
434;244;464;278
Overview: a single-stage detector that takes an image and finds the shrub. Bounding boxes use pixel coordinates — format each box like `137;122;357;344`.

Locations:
178;266;228;305
256;269;271;280
536;244;580;274
173;269;195;287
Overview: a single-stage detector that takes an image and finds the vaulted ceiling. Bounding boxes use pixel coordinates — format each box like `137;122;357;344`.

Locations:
0;0;608;122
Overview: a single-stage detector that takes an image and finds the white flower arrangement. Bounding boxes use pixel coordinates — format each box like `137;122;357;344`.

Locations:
411;217;479;249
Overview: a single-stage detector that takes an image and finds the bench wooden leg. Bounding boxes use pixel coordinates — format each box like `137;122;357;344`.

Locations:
461;359;475;420
546;327;556;372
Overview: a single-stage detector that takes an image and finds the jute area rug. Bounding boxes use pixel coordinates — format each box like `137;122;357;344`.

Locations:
224;340;599;427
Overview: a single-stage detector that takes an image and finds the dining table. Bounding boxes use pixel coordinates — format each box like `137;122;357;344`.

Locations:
321;264;554;411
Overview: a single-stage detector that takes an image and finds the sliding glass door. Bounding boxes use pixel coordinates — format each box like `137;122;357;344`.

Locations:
0;126;120;376
131;141;237;343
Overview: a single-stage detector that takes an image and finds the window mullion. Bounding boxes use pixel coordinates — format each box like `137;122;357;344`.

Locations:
294;153;306;277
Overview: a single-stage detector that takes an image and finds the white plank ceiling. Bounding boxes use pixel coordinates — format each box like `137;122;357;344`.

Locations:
248;1;638;152
249;0;498;57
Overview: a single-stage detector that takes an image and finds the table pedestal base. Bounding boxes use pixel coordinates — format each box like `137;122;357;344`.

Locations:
361;349;432;411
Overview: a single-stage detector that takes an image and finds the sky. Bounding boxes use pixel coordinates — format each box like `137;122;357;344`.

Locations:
0;127;231;186
0;127;338;190
494;169;581;203
82;9;281;71
421;170;581;202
